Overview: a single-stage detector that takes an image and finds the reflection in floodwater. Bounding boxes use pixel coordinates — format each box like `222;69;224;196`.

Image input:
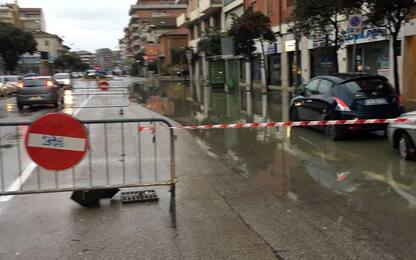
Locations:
131;80;416;245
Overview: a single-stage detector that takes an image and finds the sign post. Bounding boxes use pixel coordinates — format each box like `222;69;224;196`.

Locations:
186;49;193;89
347;15;363;73
98;81;109;91
25;113;89;171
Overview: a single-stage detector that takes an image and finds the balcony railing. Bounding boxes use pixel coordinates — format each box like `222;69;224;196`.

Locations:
199;0;223;13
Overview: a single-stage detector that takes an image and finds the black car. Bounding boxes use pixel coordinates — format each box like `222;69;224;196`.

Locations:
290;74;404;140
16;76;64;110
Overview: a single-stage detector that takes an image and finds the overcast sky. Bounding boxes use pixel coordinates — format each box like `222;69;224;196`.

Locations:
17;0;136;52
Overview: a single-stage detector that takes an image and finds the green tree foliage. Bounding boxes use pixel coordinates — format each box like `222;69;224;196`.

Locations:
292;0;362;72
228;10;276;57
365;0;416;94
197;27;225;56
228;10;276;91
54;53;89;72
0;22;37;72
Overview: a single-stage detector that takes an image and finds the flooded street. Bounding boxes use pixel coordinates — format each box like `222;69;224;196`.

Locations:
132;80;416;256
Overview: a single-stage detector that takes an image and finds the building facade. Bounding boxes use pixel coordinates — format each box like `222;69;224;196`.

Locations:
19;8;46;32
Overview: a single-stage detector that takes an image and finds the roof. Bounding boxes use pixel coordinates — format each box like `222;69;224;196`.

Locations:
19;8;42;14
129;4;187;15
313;74;387;84
33;31;63;41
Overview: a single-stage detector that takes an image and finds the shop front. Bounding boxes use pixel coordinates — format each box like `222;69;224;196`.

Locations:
309;36;338;77
266;41;282;86
345;28;390;77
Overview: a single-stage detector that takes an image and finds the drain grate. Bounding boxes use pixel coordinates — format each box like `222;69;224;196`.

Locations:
120;190;159;204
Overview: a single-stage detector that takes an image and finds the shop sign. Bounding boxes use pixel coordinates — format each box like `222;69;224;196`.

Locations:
345;28;388;45
285;40;296;52
266;41;281;54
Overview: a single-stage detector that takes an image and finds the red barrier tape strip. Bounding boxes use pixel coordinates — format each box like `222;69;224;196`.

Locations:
138;118;415;132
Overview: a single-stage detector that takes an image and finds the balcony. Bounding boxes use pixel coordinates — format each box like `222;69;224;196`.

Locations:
199;0;222;13
177;13;189;27
189;8;201;22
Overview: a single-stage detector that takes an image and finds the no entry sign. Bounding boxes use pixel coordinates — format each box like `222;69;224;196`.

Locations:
25;113;89;171
99;81;109;91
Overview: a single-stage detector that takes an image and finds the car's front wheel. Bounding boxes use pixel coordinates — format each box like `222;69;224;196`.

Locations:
325;125;345;141
290;108;300;121
398;133;416;161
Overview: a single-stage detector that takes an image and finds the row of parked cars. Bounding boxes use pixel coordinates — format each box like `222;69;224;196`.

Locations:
289;73;416;161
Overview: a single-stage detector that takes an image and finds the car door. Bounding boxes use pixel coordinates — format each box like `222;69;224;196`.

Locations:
295;79;321;120
302;79;335;121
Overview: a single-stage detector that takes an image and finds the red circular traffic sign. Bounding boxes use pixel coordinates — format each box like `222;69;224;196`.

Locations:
99;81;109;91
25;113;89;171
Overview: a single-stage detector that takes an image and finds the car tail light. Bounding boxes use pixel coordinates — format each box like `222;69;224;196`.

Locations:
17;81;24;88
335;98;351;112
45;80;54;88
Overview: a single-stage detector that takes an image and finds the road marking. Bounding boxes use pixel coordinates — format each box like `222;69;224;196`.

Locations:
0;90;92;203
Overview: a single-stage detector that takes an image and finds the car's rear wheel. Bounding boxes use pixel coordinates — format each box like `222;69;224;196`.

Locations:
325;125;345;141
17;103;24;111
398;133;416;161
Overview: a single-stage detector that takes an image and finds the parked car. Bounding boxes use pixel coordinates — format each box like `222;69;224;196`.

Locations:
290;74;404;140
176;69;189;78
4;75;23;93
86;69;97;79
53;73;72;89
388;111;416;161
0;76;15;96
16;76;64;110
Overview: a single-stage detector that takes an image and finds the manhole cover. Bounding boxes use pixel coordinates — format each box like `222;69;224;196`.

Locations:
120;190;159;204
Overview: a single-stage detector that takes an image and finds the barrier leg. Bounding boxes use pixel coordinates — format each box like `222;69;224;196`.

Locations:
170;183;177;228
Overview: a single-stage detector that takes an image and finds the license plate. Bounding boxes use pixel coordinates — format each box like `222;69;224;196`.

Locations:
29;96;42;101
364;98;388;106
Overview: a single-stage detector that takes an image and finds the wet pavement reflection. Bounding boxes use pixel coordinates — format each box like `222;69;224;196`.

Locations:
132;80;416;246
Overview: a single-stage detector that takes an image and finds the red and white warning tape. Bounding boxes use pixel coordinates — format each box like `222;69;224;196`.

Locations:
138;118;415;132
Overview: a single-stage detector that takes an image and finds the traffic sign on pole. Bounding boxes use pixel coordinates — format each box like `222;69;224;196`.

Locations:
25;113;89;171
98;81;109;91
347;15;363;35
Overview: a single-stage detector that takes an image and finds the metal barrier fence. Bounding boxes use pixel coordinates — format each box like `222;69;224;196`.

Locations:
68;79;130;110
0;118;177;227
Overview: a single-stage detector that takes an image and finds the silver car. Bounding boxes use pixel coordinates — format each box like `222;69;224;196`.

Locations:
388;111;416;160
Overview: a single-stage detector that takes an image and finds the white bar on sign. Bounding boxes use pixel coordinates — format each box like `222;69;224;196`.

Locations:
28;133;86;152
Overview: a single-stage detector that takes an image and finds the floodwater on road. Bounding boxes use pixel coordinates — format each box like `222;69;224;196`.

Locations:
131;80;416;254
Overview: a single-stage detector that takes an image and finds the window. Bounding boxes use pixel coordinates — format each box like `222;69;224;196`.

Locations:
318;80;334;94
305;79;320;96
45;40;49;46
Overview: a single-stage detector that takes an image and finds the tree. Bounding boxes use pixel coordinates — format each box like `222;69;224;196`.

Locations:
0;22;37;73
54;53;89;72
197;27;225;56
292;0;362;73
365;0;416;95
228;10;276;91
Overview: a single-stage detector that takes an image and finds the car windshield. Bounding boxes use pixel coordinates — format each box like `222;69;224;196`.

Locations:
54;74;69;79
340;78;394;96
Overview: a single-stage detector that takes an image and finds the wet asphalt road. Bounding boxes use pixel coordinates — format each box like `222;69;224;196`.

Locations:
132;80;416;257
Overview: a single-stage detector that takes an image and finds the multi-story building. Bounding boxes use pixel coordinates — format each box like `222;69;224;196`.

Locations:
19;8;46;32
158;27;189;73
128;0;186;58
0;3;21;27
95;48;115;71
74;50;96;68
